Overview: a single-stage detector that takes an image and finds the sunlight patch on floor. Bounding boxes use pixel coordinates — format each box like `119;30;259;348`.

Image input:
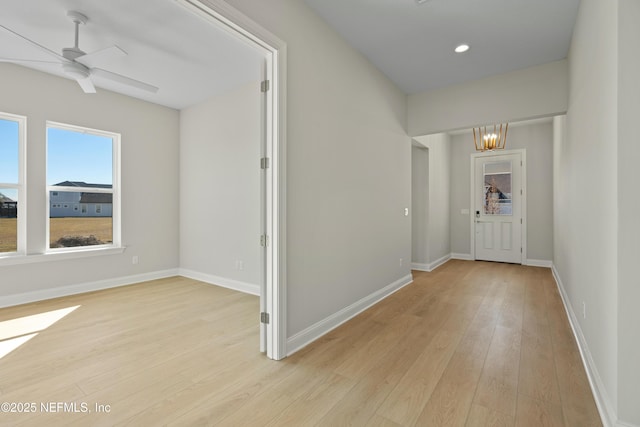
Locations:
0;305;80;359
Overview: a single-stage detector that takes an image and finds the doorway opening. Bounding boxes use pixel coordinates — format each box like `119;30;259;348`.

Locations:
177;0;287;360
411;143;429;270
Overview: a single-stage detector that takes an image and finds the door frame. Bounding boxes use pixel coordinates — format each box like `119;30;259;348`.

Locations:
176;0;287;360
469;149;527;263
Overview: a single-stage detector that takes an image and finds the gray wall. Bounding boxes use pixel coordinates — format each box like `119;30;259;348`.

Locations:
408;60;568;136
180;81;262;288
449;120;553;262
556;0;640;424
556;0;619;421
617;0;640;422
222;0;411;337
0;63;179;296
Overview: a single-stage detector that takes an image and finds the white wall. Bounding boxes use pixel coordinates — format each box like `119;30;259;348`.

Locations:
413;133;451;267
220;0;411;338
555;0;620;423
0;63;180;301
411;144;429;266
450;121;553;262
408;60;569;136
179;81;262;291
617;0;640;423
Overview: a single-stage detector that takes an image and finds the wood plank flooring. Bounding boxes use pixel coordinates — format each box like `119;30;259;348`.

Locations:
0;260;602;426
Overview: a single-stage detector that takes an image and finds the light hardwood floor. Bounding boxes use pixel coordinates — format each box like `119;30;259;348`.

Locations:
0;260;601;426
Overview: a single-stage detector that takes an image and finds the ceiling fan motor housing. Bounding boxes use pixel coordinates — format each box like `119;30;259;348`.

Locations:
62;47;85;60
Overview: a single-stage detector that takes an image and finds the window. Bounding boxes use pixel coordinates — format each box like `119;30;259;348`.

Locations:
0;112;26;255
47;122;120;250
483;161;513;215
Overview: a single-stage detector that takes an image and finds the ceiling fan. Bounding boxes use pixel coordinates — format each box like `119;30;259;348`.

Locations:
0;10;158;94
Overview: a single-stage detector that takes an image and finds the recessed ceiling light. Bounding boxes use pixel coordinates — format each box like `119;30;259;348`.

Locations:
455;44;470;53
415;0;431;4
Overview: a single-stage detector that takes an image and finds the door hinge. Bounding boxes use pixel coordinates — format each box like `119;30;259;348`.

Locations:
260;234;269;247
520;218;522;224
261;80;270;92
260;157;270;169
520;189;523;195
260;312;270;324
521;248;523;253
521;160;523;166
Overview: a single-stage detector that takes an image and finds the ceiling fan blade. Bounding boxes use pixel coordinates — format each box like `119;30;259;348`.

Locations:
76;45;127;68
0;58;61;64
0;24;66;63
76;77;96;94
92;68;158;93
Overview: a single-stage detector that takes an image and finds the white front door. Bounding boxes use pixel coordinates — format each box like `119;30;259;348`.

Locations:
474;152;523;264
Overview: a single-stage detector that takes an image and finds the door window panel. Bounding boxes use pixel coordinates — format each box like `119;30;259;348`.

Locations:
483;161;512;215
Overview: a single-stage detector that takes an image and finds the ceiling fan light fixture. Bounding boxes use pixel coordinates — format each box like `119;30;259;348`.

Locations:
63;61;90;80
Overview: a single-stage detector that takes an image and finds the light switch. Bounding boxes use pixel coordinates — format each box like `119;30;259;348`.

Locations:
461;209;470;215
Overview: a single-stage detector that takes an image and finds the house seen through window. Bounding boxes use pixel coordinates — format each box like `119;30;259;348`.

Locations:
47;122;120;249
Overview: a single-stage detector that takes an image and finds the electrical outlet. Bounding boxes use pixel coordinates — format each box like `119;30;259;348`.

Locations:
132;256;139;265
583;301;586;319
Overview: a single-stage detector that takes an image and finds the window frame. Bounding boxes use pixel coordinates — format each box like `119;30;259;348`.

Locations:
0;111;27;256
45;121;121;252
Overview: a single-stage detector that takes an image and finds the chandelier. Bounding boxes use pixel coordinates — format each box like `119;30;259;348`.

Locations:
473;123;508;152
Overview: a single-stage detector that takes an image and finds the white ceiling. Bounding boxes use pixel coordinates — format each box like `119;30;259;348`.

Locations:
0;0;264;110
302;0;580;94
1;0;580;108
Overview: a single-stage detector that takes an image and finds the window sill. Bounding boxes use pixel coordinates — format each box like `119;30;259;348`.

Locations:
0;246;126;266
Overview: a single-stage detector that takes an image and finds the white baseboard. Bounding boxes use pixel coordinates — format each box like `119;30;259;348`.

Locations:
178;268;260;296
411;262;430;272
0;269;180;308
551;265;617;427
448;254;552;269
429;254;451;271
525;259;553;268
412;254;452;272
451;253;473;261
286;274;413;356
